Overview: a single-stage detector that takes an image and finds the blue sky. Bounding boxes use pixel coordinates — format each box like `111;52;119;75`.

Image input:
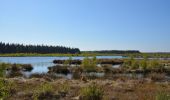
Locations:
0;0;170;52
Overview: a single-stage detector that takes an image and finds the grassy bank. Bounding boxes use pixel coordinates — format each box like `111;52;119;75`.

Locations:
0;53;170;58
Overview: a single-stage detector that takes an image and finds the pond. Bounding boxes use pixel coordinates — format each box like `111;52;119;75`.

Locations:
0;56;124;78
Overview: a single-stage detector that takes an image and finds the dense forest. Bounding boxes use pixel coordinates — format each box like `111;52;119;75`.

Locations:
84;50;140;54
0;42;80;54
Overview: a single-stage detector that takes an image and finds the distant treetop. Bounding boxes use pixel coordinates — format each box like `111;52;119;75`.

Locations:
84;50;140;54
0;42;80;54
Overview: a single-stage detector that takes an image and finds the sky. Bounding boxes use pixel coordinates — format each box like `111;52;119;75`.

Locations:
0;0;170;52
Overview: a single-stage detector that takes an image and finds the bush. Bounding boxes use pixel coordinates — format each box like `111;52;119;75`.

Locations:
80;82;104;100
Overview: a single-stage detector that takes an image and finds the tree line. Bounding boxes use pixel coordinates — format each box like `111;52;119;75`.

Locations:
84;50;140;54
0;42;80;54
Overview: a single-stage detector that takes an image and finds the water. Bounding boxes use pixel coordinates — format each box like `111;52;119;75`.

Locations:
0;56;123;78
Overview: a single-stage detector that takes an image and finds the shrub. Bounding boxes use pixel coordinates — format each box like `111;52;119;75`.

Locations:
80;82;104;100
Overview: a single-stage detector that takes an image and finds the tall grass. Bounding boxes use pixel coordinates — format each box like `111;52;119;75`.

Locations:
122;57;164;71
81;57;97;72
80;82;104;100
156;92;170;100
0;79;16;99
33;83;55;100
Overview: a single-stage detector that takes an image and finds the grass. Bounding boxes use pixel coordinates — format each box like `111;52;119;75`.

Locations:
33;82;57;100
0;78;16;99
156;92;170;100
0;63;11;77
81;57;98;72
0;52;170;59
58;82;70;97
0;53;121;57
80;82;104;100
122;57;165;71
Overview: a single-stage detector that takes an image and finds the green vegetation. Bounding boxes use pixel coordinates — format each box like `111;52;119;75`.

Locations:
0;42;80;54
1;52;170;59
0;53;81;57
63;56;73;66
123;56;164;71
156;92;170;100
81;57;98;72
0;63;11;77
140;57;148;70
0;63;33;78
58;82;70;97
80;82;104;100
33;83;55;100
127;53;170;58
0;79;16;99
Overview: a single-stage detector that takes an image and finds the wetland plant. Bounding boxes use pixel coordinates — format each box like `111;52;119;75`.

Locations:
80;82;104;100
0;79;16;99
33;83;58;100
81;57;97;72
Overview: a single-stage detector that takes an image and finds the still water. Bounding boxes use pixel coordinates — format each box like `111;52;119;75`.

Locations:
0;56;123;75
